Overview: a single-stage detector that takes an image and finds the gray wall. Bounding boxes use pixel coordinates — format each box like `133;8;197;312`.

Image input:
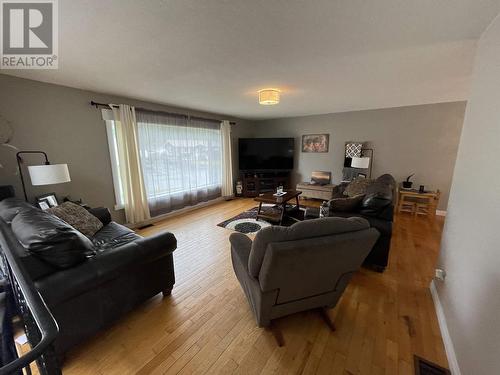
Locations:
0;74;249;223
0;73;465;219
248;102;466;210
435;14;500;375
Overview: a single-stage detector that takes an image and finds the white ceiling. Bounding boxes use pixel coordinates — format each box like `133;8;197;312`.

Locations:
4;0;500;119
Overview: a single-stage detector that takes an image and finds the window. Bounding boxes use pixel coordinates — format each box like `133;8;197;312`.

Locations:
105;110;222;217
137;122;222;197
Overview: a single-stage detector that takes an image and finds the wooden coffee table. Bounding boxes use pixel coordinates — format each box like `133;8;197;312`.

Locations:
254;190;302;225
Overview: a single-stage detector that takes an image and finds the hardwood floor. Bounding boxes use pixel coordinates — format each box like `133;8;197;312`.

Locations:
63;198;448;375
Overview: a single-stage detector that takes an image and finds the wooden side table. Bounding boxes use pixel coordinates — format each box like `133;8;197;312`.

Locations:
397;189;440;216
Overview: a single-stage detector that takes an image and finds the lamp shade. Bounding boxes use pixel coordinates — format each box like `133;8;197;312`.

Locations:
351;157;370;169
28;164;71;186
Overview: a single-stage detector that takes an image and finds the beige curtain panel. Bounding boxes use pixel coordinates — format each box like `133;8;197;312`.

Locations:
111;104;151;224
221;120;234;198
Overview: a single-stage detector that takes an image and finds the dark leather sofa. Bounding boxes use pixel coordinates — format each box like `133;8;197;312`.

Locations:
305;174;396;272
0;197;176;364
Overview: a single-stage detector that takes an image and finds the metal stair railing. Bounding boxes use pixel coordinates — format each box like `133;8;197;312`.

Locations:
0;223;60;375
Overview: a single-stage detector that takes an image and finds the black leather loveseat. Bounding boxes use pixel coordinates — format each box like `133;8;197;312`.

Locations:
0;197;176;364
306;174;396;272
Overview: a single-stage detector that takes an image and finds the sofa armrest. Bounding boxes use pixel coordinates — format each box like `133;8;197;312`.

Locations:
132;231;177;258
229;233;252;254
88;207;112;225
229;233;252;269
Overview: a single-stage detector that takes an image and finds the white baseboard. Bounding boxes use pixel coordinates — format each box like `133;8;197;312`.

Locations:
430;280;461;375
436;210;447;216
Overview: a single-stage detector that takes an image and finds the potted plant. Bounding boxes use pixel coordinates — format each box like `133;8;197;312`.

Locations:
402;174;414;189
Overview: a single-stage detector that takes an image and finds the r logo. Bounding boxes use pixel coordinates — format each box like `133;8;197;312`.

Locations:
2;1;52;54
1;0;57;68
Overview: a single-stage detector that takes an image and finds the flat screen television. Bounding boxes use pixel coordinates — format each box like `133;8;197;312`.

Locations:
239;138;294;171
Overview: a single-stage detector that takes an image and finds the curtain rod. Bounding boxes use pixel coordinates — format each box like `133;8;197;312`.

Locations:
90;101;236;125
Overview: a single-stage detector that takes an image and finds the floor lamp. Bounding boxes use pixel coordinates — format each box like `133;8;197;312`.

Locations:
16;151;71;201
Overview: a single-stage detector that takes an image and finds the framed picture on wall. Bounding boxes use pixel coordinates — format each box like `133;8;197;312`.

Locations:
301;134;329;153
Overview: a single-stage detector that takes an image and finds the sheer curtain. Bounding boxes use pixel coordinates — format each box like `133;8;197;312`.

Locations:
136;110;222;217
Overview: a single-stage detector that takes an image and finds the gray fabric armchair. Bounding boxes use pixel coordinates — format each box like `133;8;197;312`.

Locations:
230;217;379;337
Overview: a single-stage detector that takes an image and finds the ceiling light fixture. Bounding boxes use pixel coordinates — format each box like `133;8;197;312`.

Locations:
258;89;280;105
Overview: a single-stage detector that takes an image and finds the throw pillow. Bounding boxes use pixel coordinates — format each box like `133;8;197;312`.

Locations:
329;194;365;213
344;178;373;197
47;202;103;237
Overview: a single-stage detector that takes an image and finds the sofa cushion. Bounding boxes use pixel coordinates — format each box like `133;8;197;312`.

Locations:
344;178;373;197
248;216;370;277
47;202;103;237
11;209;94;269
19;251;59;281
0;198;35;224
92;222;141;250
328;194;364;213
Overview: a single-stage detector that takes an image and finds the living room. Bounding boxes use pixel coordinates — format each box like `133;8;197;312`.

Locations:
0;1;499;374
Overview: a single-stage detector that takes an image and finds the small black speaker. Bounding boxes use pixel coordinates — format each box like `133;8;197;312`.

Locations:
0;185;15;201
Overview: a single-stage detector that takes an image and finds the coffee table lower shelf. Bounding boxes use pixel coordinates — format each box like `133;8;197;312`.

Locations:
256;208;301;224
254;190;302;226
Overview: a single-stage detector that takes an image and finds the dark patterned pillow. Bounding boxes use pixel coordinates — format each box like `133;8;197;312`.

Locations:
47;202;103;237
344;178;373;197
329;194;365;213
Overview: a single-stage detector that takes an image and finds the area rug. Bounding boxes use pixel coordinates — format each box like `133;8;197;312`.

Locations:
217;205;305;234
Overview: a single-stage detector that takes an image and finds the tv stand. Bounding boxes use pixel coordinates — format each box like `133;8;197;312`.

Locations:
240;171;291;197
